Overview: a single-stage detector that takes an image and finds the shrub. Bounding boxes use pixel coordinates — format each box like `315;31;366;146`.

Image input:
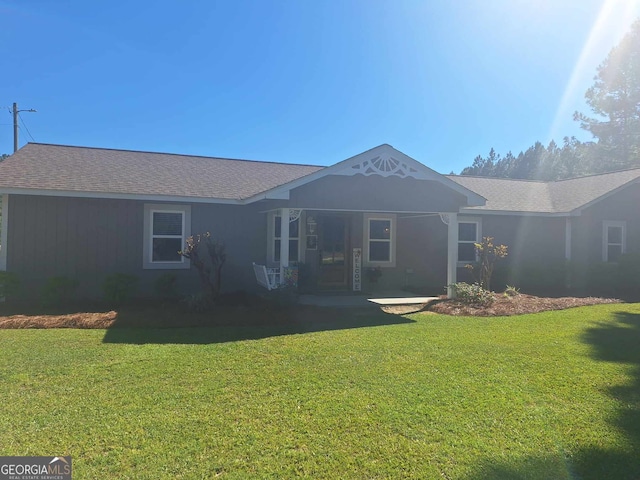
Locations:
448;282;495;306
464;237;508;291
179;232;226;305
41;276;79;306
103;273;138;306
504;285;520;297
154;272;179;301
0;272;20;299
182;292;214;313
366;266;382;283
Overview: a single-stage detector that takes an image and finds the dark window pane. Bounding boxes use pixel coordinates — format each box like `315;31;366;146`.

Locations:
458;222;477;242
274;217;299;239
370;220;391;240
608;245;622;262
608;226;622;244
290;219;299;238
274;239;298;262
153;212;182;236
458;243;476;262
289;240;299;262
152;238;182;262
369;241;390;261
321;249;345;265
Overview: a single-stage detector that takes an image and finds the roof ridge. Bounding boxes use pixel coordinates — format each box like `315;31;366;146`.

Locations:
446;174;547;184
24;142;326;169
551;166;640;183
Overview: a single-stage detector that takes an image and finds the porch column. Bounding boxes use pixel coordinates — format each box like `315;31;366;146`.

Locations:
279;208;290;285
446;213;458;298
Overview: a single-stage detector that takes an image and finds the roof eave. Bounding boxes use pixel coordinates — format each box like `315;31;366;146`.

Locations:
459;207;570;217
0;187;243;205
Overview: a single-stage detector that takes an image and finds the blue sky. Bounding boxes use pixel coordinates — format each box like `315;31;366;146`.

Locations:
2;0;639;173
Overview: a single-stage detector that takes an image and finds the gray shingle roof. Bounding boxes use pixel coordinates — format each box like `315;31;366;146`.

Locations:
448;168;640;214
2;143;639;214
446;176;554;212
548;169;640;212
0;143;324;200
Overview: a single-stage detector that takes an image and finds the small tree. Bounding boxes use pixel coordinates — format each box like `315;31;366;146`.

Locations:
179;232;226;303
465;236;508;291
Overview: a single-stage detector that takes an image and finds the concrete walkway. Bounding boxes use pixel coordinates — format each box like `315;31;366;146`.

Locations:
298;291;439;308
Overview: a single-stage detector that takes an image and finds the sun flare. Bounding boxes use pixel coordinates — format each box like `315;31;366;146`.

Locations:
547;0;640;142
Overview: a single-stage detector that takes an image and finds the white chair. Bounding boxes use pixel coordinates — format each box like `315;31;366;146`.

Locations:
253;263;280;291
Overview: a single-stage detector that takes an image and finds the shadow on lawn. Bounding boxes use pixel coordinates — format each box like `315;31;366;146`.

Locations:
465;311;640;480
101;305;414;345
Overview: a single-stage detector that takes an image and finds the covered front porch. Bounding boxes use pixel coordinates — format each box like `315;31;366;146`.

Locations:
264;207;462;298
247;144;486;298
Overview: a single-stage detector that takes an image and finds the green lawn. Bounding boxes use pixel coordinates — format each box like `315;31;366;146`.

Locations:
1;304;640;479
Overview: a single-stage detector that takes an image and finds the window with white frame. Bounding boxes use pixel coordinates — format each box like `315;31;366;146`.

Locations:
458;220;480;263
364;214;396;266
274;215;299;263
603;221;626;262
143;204;191;269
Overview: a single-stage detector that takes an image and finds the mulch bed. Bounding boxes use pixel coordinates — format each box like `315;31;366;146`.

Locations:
0;311;118;329
423;293;621;317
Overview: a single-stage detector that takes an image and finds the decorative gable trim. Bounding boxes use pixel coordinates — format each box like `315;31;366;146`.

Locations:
244;144;486;207
348;154;422;179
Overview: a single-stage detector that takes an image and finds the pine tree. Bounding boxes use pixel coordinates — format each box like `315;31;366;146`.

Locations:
574;19;640;169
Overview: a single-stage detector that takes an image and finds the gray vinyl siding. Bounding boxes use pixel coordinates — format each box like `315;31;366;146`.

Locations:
288;175;467;213
572;183;640;264
7;195;267;299
8;196;142;298
481;215;566;267
453;215;567;288
392;214;448;292
354;213;448;294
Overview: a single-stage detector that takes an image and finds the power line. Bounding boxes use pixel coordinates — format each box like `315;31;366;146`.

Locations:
18;112;35;142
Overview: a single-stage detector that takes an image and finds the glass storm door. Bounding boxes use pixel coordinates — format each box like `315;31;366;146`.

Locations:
318;216;349;288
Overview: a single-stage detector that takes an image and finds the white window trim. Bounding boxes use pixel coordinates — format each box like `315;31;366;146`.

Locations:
457;218;481;266
143;204;191;270
602;220;626;262
268;212;302;265
0;194;8;271
363;214;396;267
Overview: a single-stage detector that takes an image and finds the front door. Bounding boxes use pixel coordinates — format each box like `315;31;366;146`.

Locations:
318;215;349;288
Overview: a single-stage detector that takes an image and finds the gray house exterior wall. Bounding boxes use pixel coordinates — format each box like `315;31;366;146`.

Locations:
571;183;640;265
453;214;567;289
287;175;468;213
5;181;639;300
7;195;268;299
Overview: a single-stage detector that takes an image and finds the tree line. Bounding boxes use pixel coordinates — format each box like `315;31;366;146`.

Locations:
461;19;640;180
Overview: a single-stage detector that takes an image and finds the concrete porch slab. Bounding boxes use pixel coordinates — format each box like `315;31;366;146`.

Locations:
298;291;440;308
367;296;439;306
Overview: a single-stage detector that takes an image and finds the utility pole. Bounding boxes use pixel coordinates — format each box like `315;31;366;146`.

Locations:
12;102;37;153
12;103;17;153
